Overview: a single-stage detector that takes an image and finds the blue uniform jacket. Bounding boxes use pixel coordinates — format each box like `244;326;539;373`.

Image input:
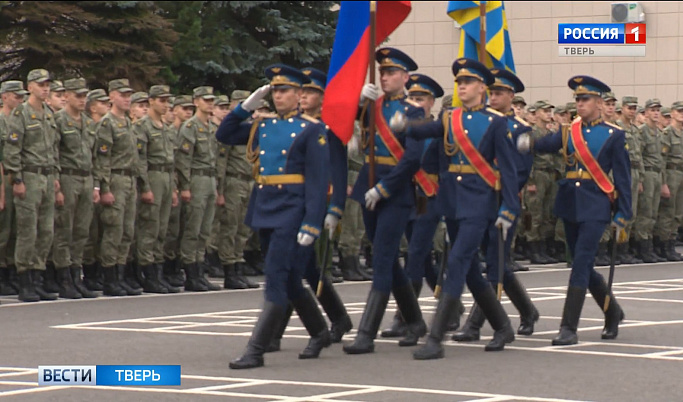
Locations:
323;123;348;219
351;95;425;208
216;104;329;238
532;118;632;224
410;106;520;223
505;112;534;191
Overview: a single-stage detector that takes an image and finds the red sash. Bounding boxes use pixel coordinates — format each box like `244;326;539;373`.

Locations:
374;97;438;197
570;118;615;201
450;108;500;189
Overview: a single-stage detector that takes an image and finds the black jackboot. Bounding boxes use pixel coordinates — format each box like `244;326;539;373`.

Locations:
163;258;185;287
636;240;657;263
230;302;287;369
651;238;667;262
588;276;625;340
451;302;486;342
117;264;142;295
56;267;82;299
552;286;586;345
446;297;466;332
32;270;58;300
42;262;60;293
155;263;181;293
184;263;208;292
529;241;552;264
413;293;461;360
504;275;539;335
343;290;390;354
316;278;353;343
70;266;98;298
17;270;39;302
0;268;17;295
665;239;683;261
235;262;260;288
82;263;103;291
205;251;224;278
292;291;332;359
540;239;558;264
7;265;20;293
475;285;515;351
141;264;168;294
394;281;427;347
618;243;642;264
266;304;293;353
594;242;611;266
124;262;143;291
197;262;222;291
103;265;126;296
339;253;365;281
223;264;247;290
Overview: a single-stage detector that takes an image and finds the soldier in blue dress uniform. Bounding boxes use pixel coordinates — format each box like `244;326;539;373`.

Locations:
381;73;464;340
216;64;333;369
392;58;519;360
266;67;353;352
453;69;539;343
342;48;428;354
517;76;631;345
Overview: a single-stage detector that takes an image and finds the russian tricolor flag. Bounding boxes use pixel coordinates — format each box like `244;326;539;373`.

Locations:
322;1;412;145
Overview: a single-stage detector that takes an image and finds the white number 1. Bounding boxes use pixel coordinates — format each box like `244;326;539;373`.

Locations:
631;26;639;42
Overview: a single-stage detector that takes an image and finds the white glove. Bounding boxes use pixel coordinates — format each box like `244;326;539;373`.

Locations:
360;83;379;102
297;232;315;246
364;187;382;210
389;111;407;132
347;135;360;157
324;214;339;237
495;217;513;241
517;133;531;153
242;85;271;112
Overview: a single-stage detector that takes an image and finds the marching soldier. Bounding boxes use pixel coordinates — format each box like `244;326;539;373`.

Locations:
525;100;559;264
218;64;332;369
162;95;195;287
134;85;182;293
343;48;429;355
454;68;538;343
93;79;143;296
0;81;28;295
393;58;519;359
517;75;631;345
175;86;222;292
52;78;98;299
5;69;59;302
654;101;683;261
634;99;666;262
616;96;645;264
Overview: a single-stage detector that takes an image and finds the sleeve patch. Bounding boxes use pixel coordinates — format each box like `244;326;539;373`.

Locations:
219;147;226;156
318;134;327;146
137;141;143;151
7;132;20;144
98;143;109;154
180;140;192;154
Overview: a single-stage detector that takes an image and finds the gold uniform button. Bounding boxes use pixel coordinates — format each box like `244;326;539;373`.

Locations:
260;150;265;155
575;181;581;187
260;167;264;172
488;117;493;122
457;176;462;181
513;124;518;129
272;119;277;124
281;150;287;155
288;118;294;123
291;133;296;138
278;167;283;172
258;185;264;189
277;184;283;189
586;129;591;133
301;123;306;128
261;123;266;128
262;134;267;138
464;129;469;134
467;115;472;120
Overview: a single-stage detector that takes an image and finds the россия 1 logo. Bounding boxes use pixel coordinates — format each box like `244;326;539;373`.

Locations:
558;23;646;57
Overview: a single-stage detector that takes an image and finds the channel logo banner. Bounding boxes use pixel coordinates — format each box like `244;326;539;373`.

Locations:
39;365;181;386
558;23;646;44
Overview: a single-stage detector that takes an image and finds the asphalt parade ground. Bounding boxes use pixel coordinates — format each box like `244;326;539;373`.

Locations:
2;260;683;401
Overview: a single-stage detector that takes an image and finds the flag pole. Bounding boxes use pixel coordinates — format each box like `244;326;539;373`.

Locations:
478;1;486;62
368;1;377;186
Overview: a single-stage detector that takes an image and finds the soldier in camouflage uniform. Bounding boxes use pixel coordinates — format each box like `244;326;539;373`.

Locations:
130;92;149;123
0;81;27;295
52;78;98;299
46;80;66;112
654;101;683;261
4;69;59;302
93;79;143;297
635;99;666;263
660;107;671;131
616;96;644;264
175;86;222;292
135;85;182;293
524;100;558;264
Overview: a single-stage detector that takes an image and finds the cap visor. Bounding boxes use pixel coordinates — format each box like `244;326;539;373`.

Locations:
72;89;89;94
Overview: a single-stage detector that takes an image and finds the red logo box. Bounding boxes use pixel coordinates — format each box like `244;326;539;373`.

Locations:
625;23;646;44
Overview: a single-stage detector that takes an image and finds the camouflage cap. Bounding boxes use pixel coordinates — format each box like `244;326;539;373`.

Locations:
661;107;671;117
215;95;230;106
442;94;453;109
616;105;622;113
622;96;638;106
555;104;567;114
257;99;271;110
193;86;215;100
148;85;172;98
637;106;645;114
167;96;175;105
566;102;577;112
527;105;537;113
64;78;88;94
131;92;149;103
0;80;29;95
645;98;662;109
601;91;616;101
230;90;251;101
672;101;683;111
27;69;51;83
533;100;554;109
108;78;133;93
512;95;526;106
87;89;110;102
50;80;65;92
173;95;194;108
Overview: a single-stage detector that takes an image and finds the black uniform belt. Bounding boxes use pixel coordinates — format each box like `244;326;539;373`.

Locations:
630;162;642;169
191;168;215;177
111;168;135;176
644;166;661;173
534;167;556;173
148;164;174;173
666;163;683;171
226;171;253;182
23;166;53;175
61;168;90;177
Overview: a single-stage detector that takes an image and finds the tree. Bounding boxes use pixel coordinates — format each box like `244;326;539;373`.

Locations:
159;1;338;95
0;1;177;90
